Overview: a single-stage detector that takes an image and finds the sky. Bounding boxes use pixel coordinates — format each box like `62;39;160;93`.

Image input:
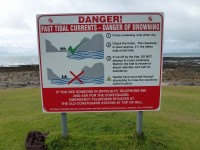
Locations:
0;0;200;56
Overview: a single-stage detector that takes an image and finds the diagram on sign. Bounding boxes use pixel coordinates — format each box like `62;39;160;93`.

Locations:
45;34;104;60
44;33;105;86
47;63;104;85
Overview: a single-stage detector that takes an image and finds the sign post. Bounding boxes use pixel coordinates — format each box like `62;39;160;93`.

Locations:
136;111;143;136
61;113;67;138
37;12;164;135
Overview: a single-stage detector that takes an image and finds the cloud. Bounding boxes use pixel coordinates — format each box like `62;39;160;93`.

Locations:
0;0;200;55
0;33;37;56
164;39;200;53
0;12;31;31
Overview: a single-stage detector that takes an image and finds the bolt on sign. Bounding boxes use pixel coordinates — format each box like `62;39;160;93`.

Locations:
37;12;164;112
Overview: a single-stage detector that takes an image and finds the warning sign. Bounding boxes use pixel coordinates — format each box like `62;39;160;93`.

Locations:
37;13;164;112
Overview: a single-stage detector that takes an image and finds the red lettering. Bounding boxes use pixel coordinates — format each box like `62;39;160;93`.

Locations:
78;15;122;23
78;16;85;23
92;16;98;23
113;16;120;22
107;16;112;22
99;16;106;22
86;17;91;23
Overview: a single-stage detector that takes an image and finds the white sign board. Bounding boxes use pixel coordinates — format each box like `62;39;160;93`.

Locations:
37;13;164;112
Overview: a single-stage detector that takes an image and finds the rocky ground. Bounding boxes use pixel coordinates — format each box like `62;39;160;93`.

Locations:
0;65;40;88
0;57;200;88
162;57;200;86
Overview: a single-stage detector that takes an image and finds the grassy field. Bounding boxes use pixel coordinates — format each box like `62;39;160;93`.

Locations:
0;86;200;150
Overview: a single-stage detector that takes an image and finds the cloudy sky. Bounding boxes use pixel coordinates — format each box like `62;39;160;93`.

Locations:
0;0;200;56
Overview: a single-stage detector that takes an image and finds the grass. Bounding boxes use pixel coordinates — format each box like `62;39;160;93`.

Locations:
0;86;200;150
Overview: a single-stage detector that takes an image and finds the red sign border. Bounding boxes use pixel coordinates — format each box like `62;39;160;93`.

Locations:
37;12;164;112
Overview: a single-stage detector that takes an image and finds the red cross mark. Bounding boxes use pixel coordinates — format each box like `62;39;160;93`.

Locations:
68;71;84;85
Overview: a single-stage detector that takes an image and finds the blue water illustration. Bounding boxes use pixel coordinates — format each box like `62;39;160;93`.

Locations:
67;51;104;60
51;77;104;85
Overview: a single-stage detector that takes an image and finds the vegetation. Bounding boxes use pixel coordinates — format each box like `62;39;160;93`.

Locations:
0;86;200;150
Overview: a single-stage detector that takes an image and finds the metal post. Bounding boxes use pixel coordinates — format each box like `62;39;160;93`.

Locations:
136;111;143;136
61;113;68;138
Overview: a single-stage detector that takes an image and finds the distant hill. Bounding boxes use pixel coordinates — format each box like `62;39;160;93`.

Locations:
76;34;104;52
80;62;104;78
45;39;60;52
47;68;60;80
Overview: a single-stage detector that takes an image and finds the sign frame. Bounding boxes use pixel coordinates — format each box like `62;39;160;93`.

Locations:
37;12;164;113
